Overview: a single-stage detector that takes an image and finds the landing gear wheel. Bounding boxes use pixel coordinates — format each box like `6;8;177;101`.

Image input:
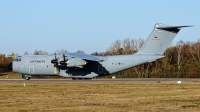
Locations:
25;77;30;80
84;78;92;80
72;78;92;80
72;78;77;80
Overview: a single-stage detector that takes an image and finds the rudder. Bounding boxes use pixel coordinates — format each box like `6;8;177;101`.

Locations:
136;23;191;55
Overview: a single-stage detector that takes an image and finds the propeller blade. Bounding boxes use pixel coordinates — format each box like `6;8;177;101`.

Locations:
51;52;58;64
63;53;65;62
55;53;57;59
60;53;68;66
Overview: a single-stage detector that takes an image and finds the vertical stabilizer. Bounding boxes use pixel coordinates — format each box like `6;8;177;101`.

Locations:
137;23;191;55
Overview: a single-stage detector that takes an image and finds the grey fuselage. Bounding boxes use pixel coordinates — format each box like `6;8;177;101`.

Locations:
12;54;163;78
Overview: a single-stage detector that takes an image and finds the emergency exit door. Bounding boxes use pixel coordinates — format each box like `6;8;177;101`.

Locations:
29;66;34;74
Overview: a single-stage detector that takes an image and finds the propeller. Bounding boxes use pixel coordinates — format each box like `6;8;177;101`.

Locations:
51;53;58;64
60;51;68;66
51;53;58;74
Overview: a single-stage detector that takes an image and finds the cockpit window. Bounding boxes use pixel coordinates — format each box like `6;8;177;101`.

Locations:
14;57;21;62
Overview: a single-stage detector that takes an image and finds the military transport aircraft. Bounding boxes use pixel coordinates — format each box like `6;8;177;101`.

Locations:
7;23;191;80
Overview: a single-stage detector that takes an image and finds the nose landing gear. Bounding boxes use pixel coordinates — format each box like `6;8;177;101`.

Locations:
22;74;31;80
25;76;30;80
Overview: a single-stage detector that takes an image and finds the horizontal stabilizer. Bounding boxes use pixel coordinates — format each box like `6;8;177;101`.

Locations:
156;25;193;29
156;25;193;33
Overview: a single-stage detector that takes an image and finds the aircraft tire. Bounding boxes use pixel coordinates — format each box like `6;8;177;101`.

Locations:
84;78;92;80
72;78;77;80
25;77;30;80
72;78;92;80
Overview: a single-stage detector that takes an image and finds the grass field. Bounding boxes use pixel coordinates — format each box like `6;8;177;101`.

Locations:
0;82;200;112
0;72;21;79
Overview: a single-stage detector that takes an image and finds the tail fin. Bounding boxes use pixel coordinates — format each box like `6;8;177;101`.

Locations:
137;23;192;55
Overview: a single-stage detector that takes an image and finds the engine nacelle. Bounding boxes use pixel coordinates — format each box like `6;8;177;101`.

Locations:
67;58;87;67
51;59;57;64
60;61;66;65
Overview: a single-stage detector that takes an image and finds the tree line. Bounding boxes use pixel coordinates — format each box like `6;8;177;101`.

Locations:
0;53;15;73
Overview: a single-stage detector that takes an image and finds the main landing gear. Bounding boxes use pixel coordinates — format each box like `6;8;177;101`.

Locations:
22;74;31;80
25;76;30;80
72;78;92;80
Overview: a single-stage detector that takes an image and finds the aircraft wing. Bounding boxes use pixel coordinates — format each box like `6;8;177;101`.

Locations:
66;53;104;61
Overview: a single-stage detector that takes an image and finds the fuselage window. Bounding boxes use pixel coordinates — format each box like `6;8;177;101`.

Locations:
15;58;18;61
18;58;21;61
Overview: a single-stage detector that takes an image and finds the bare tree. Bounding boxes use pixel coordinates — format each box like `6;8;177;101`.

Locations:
176;40;184;77
34;50;48;55
134;38;144;52
77;50;85;54
122;38;131;54
0;54;7;72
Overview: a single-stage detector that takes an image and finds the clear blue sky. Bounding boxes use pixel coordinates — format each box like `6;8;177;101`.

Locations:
0;0;199;55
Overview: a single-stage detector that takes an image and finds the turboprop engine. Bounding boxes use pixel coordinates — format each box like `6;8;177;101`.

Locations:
66;58;87;67
51;53;87;68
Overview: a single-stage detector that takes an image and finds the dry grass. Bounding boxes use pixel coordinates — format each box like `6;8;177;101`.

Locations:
0;82;200;112
0;72;21;79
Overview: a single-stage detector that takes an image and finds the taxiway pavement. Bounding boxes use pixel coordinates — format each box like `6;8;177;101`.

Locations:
0;78;199;82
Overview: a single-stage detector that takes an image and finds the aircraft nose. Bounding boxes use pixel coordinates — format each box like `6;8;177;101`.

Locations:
7;62;13;71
